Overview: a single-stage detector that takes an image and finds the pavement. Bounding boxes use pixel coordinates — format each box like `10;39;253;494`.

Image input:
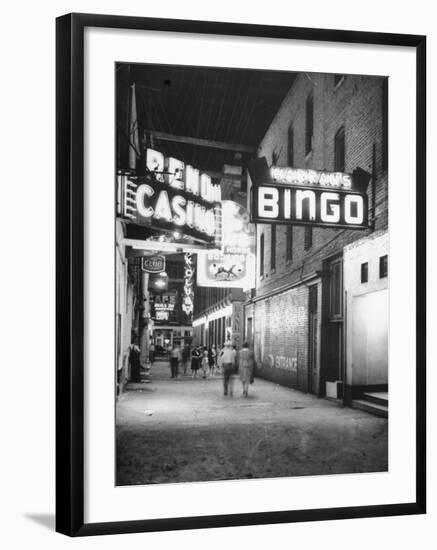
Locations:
116;359;388;486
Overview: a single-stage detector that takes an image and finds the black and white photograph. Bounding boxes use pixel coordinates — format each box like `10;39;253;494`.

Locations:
0;0;432;546
115;63;389;486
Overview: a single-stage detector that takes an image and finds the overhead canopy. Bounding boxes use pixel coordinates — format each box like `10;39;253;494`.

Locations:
118;63;297;176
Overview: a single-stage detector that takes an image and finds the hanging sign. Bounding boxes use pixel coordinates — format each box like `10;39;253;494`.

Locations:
248;158;370;230
196;201;256;290
117;148;222;246
182;253;194;319
141;255;166;273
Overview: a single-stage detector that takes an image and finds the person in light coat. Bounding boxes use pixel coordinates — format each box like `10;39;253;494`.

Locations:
218;341;237;396
169;343;182;378
237;342;255;397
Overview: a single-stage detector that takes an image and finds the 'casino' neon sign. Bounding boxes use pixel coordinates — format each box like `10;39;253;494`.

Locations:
249;158;370;230
117;148;223;245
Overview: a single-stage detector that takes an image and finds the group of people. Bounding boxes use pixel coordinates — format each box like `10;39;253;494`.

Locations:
166;340;255;397
190;345;218;379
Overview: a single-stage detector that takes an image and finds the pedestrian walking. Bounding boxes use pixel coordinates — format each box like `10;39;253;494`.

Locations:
238;342;255;397
149;341;155;365
201;347;209;378
169;343;182;378
129;339;141;383
218;341;237;396
182;344;191;374
216;344;223;374
208;345;217;377
191;346;201;378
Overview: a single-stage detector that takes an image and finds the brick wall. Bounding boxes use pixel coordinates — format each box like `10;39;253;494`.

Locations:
252;284;310;391
254;72;388;296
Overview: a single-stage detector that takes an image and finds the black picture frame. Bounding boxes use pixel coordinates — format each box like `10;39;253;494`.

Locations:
56;12;426;537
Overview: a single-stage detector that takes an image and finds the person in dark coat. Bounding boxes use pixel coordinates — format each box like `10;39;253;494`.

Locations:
191;347;201;379
182;345;191;374
129;340;141;383
208;345;216;377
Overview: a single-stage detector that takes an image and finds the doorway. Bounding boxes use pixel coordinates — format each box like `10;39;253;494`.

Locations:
308;285;318;394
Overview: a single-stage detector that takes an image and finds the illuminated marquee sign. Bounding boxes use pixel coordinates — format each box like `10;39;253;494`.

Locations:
249;158;370;230
196;201;256;290
117;148;222;245
152;294;176;322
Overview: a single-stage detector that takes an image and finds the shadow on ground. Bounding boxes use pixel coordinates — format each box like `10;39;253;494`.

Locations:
25;514;55;531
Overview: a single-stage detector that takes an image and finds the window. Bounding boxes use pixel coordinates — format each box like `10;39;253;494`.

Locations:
287;125;294;166
379;255;388;278
246;317;253;344
361;262;368;283
334;126;345;172
270;225;276;270
305;93;314;155
304;226;313;250
167;262;183;279
286;225;293;261
330;260;343;319
334;74;344;86
271;150;278;165
259;233;264;277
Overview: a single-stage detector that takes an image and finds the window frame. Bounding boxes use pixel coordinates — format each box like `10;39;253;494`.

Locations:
287;124;294;167
304;226;313;251
270;225;276;271
334;125;346;172
286;225;293;262
361;262;369;283
259;232;265;277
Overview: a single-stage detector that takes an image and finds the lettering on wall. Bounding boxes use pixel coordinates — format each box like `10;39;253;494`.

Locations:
266;355;298;372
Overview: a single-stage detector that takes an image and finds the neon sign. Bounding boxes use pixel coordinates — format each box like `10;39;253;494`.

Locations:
196;201;256;290
117;148;222;245
248;158;370;230
141;255;166;273
182;253;194;319
270;166;352;189
152;294;176;322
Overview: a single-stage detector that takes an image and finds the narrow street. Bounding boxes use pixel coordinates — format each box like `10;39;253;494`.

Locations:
116;359;388;486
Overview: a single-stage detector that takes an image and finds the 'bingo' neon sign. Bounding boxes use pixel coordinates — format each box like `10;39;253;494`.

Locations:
249;158;370;230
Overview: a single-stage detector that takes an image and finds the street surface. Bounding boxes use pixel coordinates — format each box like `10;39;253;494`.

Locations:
116;359;388;486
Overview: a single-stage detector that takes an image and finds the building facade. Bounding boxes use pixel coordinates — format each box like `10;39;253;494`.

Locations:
193;286;245;348
245;72;388;403
115;219;139;394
